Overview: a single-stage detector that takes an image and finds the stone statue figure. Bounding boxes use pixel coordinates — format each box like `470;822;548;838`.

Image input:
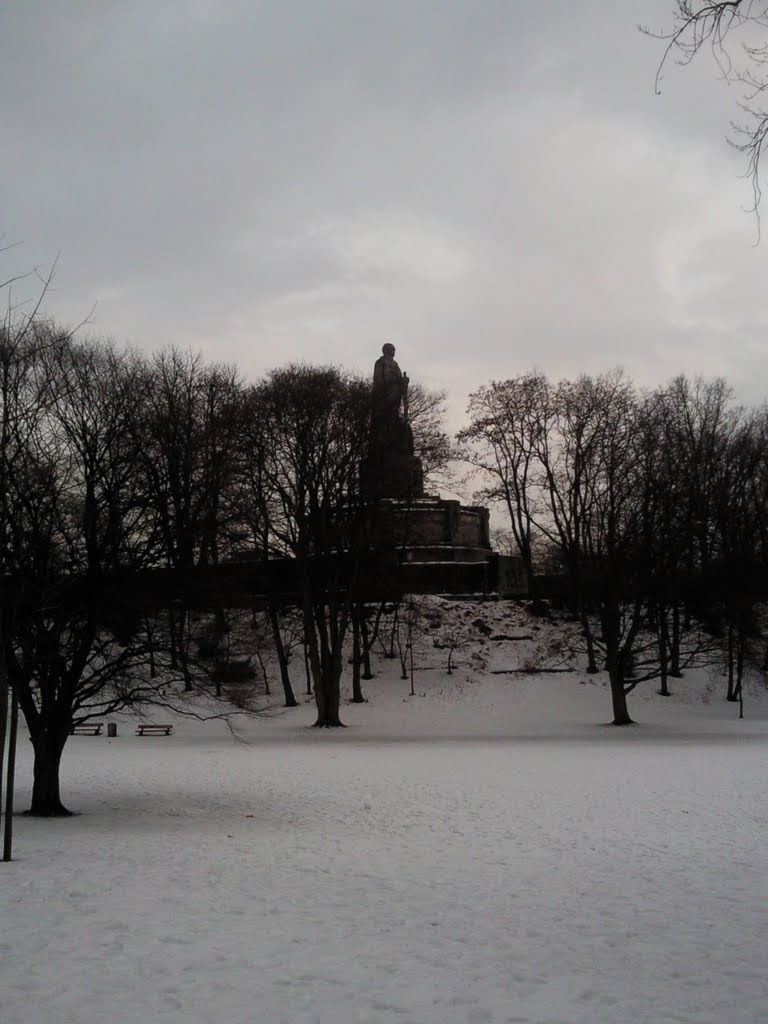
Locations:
365;343;423;500
372;343;409;422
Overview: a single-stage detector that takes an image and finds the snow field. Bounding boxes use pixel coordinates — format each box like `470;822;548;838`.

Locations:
2;600;767;1023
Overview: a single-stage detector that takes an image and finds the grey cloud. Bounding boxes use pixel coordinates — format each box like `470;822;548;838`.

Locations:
1;0;766;419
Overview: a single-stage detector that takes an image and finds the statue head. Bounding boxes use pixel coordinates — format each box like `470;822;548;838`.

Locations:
382;343;396;358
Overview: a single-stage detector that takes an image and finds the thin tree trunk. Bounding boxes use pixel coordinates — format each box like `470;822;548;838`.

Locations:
735;629;745;717
580;610;598;674
213;606;226;696
398;628;408;681
602;603;634;725
267;607;298;707
409;636;415;697
303;639;312;696
726;623;737;701
351;608;365;703
0;613;8;828
385;606;399;659
360;614;373;680
145;617;157;678
168;604;179;671
255;650;270;696
360;603;383;680
181;614;193;692
670;603;682;677
658;604;670;696
2;683;18;860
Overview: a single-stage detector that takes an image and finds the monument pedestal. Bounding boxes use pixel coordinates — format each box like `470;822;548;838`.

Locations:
375;496;490;558
370;496;525;597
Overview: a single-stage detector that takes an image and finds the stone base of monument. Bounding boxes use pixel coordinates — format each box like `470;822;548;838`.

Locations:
398;553;526;598
375;496;489;552
372;496;527;597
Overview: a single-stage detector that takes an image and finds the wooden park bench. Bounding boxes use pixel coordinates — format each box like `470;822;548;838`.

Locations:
136;723;174;736
70;722;104;736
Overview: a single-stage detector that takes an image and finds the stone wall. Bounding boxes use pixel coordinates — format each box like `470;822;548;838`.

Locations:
387;499;491;551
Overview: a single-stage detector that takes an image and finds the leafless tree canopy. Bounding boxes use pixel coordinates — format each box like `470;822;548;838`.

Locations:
651;2;768;217
461;368;768;723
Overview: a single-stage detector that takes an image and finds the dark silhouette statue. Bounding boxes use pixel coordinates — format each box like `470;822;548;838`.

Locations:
373;343;408;422
365;344;423;499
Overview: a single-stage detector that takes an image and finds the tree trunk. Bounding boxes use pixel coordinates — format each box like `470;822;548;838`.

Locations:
27;731;71;816
360;609;375;680
399;640;408;681
579;606;598;674
145;617;157;678
313;664;345;726
670;603;682;677
213;606;226;696
657;604;670;696
179;608;193;692
168;604;179;671
256;650;270;696
384;606;399;659
361;617;373;680
726;623;738;701
303;639;312;696
351;609;365;703
2;683;19;860
609;673;635;725
602;602;634;725
267;607;298;707
305;605;345;727
0;620;8;824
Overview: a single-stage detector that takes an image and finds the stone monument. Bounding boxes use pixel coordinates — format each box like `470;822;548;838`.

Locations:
365;343;424;500
362;344;525;596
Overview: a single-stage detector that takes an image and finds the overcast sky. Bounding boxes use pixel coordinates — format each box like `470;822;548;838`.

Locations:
2;1;767;424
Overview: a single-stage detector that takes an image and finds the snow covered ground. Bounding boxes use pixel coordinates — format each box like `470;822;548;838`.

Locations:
3;600;767;1024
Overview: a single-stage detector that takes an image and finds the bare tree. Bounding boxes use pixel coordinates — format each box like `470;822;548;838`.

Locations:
395;596;428;695
406;382;455;490
255;364;373;727
2;334;191;814
233;384;299;708
459;372;551;591
650;2;768;218
433;619;470;675
704;406;767;706
1;260;55;850
137;349;245;687
1;256;78;833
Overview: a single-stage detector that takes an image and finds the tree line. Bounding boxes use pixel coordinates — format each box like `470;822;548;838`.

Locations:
460;369;768;724
2;313;766;818
0;305;450;816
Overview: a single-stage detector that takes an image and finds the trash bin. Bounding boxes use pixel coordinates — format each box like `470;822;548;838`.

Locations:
107;723;117;738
